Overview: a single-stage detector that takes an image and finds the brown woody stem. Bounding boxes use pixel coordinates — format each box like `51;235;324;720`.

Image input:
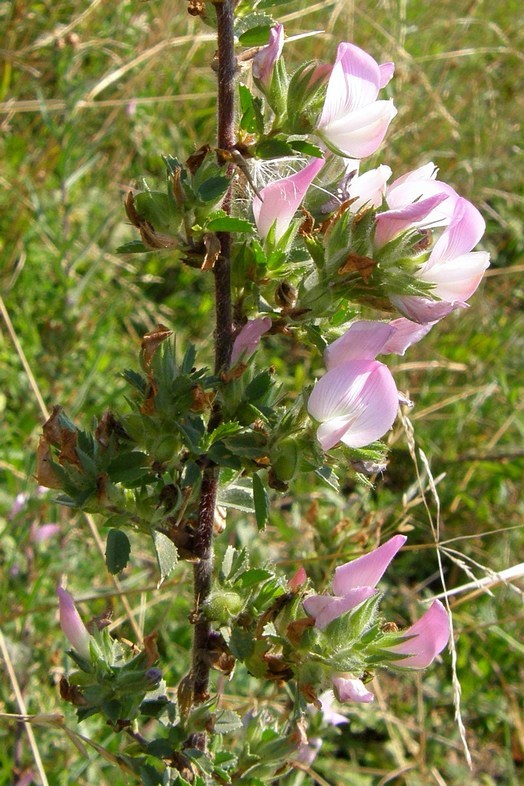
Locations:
190;0;236;740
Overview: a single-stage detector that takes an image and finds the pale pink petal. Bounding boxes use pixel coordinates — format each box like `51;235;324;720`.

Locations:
252;23;284;88
379;61;395;87
386;600;450;668
320;100;397;159
316;415;356;451
318;691;349;725
288;566;307;590
230;317;272;365
303;587;376;629
308;360;399;449
319;43;384;125
390;294;465;324
381;318;435;355
253;157;324;241
31;523;61;543
427;197;486;266
348;164;392;212
388;162;438;189
9;492;29;518
57;586;91;658
419;251;490;302
375;193;450;247
332;676;374;703
295;737;322;766
337;362;399;448
332;534;407;595
325;321;397;369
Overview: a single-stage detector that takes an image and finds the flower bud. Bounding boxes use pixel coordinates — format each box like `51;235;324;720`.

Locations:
203;590;244;624
57;587;91;659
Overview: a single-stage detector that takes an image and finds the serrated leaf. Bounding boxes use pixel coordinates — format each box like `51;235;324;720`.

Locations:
255;139;295;159
235;568;272;589
214;709;243;734
105;529;131;575
152;530;178;586
289;139;325;158
197;176;230;203
121;368;147;393
245;370;273;402
221;545;236;580
206;216;253;233
253;473;269;530
217;477;254;513
229;627;255;660
107;451;149;484
238;25;271;46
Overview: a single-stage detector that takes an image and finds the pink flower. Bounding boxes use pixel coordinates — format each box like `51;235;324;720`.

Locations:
230;317;272;365
316;43;397;158
323;162;392;214
307;359;399;450
308;320;417;451
252;23;284;89
332;676;375;703
57;586;91;658
253;157;324;242
375;162;461;246
385;600;450;668
303;534;407;629
30;522;61;543
288;566;308;591
317;690;349;725
295;737;322;766
381;317;435;355
391;197;490;323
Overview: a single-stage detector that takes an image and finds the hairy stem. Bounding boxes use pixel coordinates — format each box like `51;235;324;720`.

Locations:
190;0;236;731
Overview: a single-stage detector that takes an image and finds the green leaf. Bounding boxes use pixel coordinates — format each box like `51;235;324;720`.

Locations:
221;545;236;580
217;477;255;513
253;473;269;530
205;216;253;233
229;627;255;660
214;709;243;734
107;451;149;484
238;25;271;46
245;370;273;402
116;240;150;254
235;568;272;589
197;176;230;203
152;530;178;586
289;139;325;158
255;139;295;159
105;529;131;574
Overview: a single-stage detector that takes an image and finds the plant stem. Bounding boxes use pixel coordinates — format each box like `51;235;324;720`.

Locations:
190;0;236;733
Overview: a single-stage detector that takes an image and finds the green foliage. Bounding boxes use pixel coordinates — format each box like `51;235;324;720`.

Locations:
1;1;523;785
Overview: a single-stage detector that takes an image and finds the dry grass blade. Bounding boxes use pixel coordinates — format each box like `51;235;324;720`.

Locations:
0;295;143;643
0;631;50;786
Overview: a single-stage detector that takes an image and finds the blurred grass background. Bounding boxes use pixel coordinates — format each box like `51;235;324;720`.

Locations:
1;1;523;784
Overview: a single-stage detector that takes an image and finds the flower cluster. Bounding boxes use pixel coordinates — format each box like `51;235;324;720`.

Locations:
249;29;489;451
303;535;450;703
